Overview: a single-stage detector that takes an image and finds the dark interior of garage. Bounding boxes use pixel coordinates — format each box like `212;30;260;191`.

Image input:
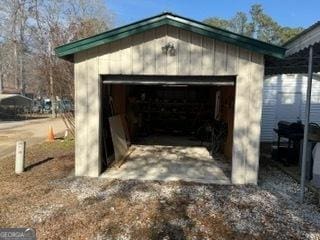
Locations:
127;85;216;135
100;82;235;171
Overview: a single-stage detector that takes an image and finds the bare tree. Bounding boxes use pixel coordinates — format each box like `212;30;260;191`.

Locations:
0;0;34;94
0;0;112;111
27;0;112;116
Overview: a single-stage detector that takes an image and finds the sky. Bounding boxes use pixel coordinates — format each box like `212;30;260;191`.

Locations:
106;0;319;29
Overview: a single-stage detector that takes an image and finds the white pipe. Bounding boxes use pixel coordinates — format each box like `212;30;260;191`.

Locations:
15;141;26;174
300;46;313;203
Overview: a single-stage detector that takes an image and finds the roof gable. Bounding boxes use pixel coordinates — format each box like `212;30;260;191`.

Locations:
55;12;286;61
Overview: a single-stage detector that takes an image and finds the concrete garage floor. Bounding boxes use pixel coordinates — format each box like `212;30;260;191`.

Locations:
101;137;231;184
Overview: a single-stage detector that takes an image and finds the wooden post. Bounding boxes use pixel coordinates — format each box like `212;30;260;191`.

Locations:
15;141;25;174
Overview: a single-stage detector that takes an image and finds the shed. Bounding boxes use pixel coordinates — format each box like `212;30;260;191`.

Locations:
0;94;32;106
56;13;285;184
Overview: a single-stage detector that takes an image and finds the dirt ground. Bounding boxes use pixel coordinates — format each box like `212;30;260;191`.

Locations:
0;140;320;240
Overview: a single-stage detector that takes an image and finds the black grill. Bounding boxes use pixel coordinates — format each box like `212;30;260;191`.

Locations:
276;121;304;140
273;121;304;165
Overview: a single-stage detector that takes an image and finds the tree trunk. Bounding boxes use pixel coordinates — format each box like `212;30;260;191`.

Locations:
0;70;3;94
14;42;19;90
49;64;56;118
20;53;25;95
49;41;56;118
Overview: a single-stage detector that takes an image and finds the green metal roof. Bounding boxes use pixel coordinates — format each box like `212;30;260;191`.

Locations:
55;12;286;61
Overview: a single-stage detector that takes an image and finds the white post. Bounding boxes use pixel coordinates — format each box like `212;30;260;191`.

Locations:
300;46;313;203
15;141;25;174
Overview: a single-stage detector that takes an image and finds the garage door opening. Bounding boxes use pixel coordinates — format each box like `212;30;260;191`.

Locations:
100;75;235;184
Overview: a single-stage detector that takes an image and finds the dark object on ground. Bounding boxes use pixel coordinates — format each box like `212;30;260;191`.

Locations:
273;121;304;164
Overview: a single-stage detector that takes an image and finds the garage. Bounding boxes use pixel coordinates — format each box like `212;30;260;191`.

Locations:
55;12;285;184
99;76;235;183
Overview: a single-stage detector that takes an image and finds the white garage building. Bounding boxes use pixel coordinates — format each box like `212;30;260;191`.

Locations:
56;13;285;184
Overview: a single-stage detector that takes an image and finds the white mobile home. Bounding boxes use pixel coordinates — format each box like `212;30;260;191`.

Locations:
261;73;320;142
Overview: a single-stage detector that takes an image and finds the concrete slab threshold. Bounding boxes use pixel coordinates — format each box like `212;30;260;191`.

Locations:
100;144;232;184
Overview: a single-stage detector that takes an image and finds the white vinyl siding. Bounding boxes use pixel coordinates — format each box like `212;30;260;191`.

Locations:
261;74;320;142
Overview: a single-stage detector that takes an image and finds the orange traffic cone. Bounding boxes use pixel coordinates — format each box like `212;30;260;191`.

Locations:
47;125;55;142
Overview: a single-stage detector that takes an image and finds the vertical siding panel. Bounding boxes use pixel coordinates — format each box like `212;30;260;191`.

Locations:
202;37;214;75
246;52;264;183
155;26;166;75
120;37;132;74
115;41;122;74
166;25;178;75
232;48;251;184
107;43;112;74
143;29;156;74
98;44;109;74
132;33;144;74
214;40;227;75
178;29;190;75
74;52;88;176
86;48;101;176
74;49;101;177
227;44;238;74
118;39;123;74
190;33;202;75
109;41;121;74
212;39;216;75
